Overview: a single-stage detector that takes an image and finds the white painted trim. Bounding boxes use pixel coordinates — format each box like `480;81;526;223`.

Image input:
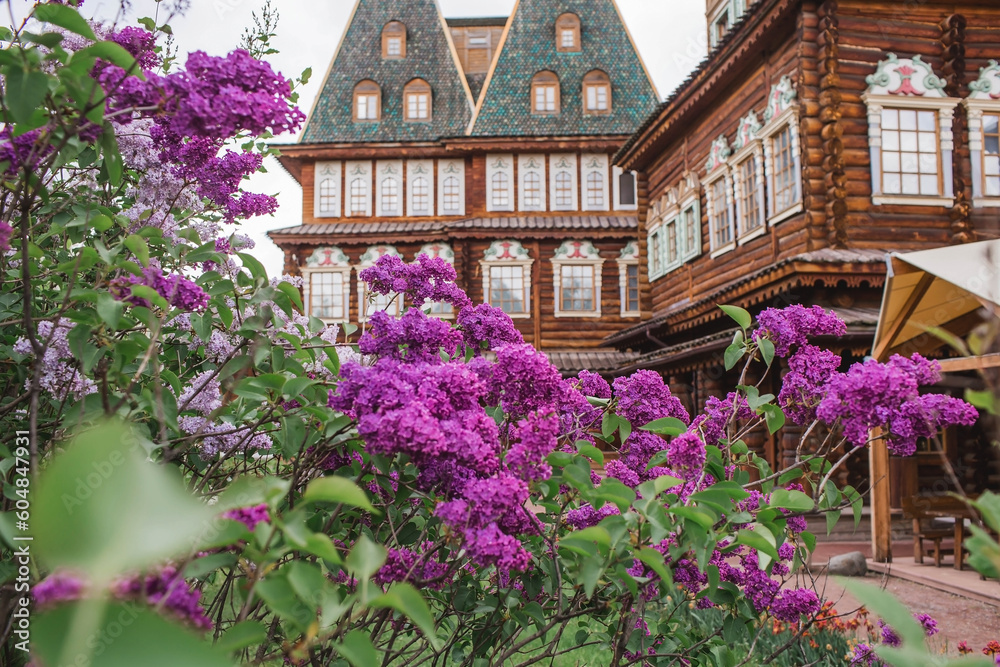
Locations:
301;267;352;323
767;203;803;226
972;198;1000;208
580;153;610;212
549;153;579;211
738;225;767;245
758;105;803;224
612;165;638;210
313;161;342;218
551;256;604;318
345;160;372;217
518;154;547;212
480;261;534;319
486;154;515;212
704;166;735;255
406;159;435;216
375;160;403;217
709;242;736;259
437;159;466;216
963;99;1000;202
871;195;955;207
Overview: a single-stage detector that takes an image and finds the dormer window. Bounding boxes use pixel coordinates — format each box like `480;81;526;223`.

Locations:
382;21;406;59
556;13;581;52
353;80;380;121
583;70;611;115
404;79;431;121
531;71;560;115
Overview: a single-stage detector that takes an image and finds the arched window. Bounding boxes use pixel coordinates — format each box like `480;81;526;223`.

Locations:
382;21;406;59
381;177;399;214
555;171;573;207
556;13;581;52
531;71;560;115
411;176;429;214
404;78;432;122
586;172;605;208
318;177;338;214
442;176;461;213
350;177;368;215
523;171;541;208
583;70;611;115
353;80;380;121
491;172;510;208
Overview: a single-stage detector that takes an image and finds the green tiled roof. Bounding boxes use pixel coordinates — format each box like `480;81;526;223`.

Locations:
301;0;473;143
470;0;658;137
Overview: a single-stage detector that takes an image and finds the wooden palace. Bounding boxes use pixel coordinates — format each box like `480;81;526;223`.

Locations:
268;0;659;375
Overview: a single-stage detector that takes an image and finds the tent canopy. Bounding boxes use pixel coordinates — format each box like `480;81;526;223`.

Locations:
872;240;1000;360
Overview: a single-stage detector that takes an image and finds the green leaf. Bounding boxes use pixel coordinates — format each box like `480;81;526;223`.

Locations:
34;602;232;667
723;342;744;371
761;404;785;434
97;292;124;328
841;579;926;648
237;252;268;282
276;280;304;311
617;415;632;442
371;583;441;649
562;526;612;551
719;304;752;330
346;534;387;581
34;4;98;40
825;509;842;535
303;476;375;513
33;421;216;584
282;377;317;401
758;337;775;367
254;573;314;631
576;442;605;465
301;532;345;565
335;630;379;667
965;388;996;415
769;489;814;513
635;547;672;584
636;474;685;501
101;121;123;185
735;527;779;563
217;621;267;653
73;41;138;73
124;233;150;267
601;412;616;440
5;68;50;125
639;416;687;436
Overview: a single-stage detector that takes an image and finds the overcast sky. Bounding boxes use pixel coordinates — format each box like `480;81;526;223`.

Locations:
65;0;708;275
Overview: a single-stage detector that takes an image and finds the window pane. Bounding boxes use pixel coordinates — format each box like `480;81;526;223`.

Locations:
556;171;573;207
738;157;761;234
561;29;575;47
319;178;338;214
350;177;367;213
880;107;939;197
917;110;935;131
711;178;731;247
983;114;1000;197
882;108;899;130
387;37;401;56
619;172;636;206
412;176;429;213
560;264;594;312
626;264;639;311
443;176;461;212
489;265;526;314
381;178;398;214
770;124;798;213
310;272;345;320
523;172;541;207
586;172;604;207
492;172;510;208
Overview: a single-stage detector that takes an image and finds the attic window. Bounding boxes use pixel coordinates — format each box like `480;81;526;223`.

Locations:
583;70;611;114
404;78;431;121
531;71;560;115
382;22;406;59
353;80;381;121
556;13;580;53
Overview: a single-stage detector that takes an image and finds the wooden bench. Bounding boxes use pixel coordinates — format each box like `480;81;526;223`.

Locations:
901;496;956;567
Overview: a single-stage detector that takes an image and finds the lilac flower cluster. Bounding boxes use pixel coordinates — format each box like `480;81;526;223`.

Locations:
222;503;270;531
33;571;85;606
491;344;566;418
113;566;212;630
457;303;524;350
177;370;222;415
852;612;939;664
566;503;621;529
816;354;978;455
506;412;560;482
374;544;450;590
769;588;821;622
0;126;52;177
570;369;612;399
754;304;846;357
358;309;463;363
778;344;841;425
612;370;690;428
110;27;159;71
0;221;11;252
112;264;209;312
359;254;471;311
178;416;272;458
13;319;97;400
689;392;754;447
666;432;707;481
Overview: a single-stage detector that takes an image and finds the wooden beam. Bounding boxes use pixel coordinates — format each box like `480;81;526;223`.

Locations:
872;272;936;361
937;353;1000;373
870;427;893;563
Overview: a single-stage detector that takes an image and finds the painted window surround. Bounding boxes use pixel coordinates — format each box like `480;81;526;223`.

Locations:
616;241;640;318
480;239;533;319
301;246;352;324
964;59;1000;208
550;240;604;318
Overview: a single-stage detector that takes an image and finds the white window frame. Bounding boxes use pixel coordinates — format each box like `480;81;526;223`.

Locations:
549;154;578;211
417;242;456;319
862;54;959;207
301;246;352;324
313;161;341;219
758;76;803;223
518;154;547;211
677;172;702;263
551;240;604;318
486;154;515;212
345;161;372;217
357;245;403;322
581;154;609;212
964;60;1000;207
728;110;766;243
616;241;640;318
437;159;466;216
375;160;403;217
613;165;638;210
704;135;735;257
480;239;533;319
407;159;434;216
645;197;666;280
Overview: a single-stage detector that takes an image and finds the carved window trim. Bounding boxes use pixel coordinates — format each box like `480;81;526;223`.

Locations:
862;54;960;207
301;247;352;323
519;155;546;212
313;161;341;219
407;160;434;216
729;147;766;243
616;241;640;318
353;80;381;122
551;240;604;318
704;136;735;258
437;160;465;216
480;240;533;318
645;197;666;280
555;13;581;53
403;78;432;122
583;70;611;115
965;60;1000;207
531;71;560;115
486;154;514;212
382;21;406;59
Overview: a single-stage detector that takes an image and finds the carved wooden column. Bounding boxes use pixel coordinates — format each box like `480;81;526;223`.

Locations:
818;0;848;249
941;14;974;244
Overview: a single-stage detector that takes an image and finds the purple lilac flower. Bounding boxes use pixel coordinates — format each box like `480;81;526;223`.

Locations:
0;127;53;177
556;382;603;444
112;265;209;312
507;412;559;482
571;370;612;399
222;503;270;531
114;567;212;630
779;344;841;425
689;392;754;447
457;303;524;350
360;253;471;311
374;544;450;590
616;431;667;481
604;459;641;488
915;613;938;636
754;305;846;357
178;416;272;458
878;620;901;647
613;370;690;428
12;319;97;399
0;221;13;252
769;588;821;622
33;571;85;606
110;27;159;70
177;370;222;416
491;344;565;418
358;309;463;364
666;432;707;481
566;503;621;529
850;643;878;667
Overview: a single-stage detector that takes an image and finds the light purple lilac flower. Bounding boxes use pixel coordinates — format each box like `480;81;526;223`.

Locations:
613;370;690;428
457;303;524;350
754;305;846;357
222;504;270;531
